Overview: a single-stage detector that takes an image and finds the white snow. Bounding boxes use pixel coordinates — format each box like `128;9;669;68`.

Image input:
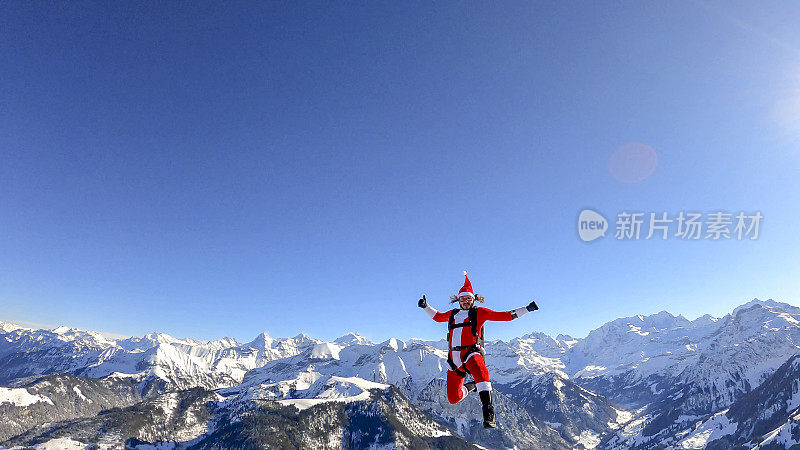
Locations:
156;392;180;420
334;332;372;346
0;321;27;333
0;387;54;407
576;429;601;449
73;385;90;402
276;376;389;411
627;324;650;336
52;325;72;334
310;342;342;360
9;437;89;449
674;409;737;449
381;338;401;351
608;407;634;430
755;420;800;448
106;371;143;379
575;365;608;377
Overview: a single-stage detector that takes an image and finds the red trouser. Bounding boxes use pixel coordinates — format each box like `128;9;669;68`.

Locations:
446;353;492;404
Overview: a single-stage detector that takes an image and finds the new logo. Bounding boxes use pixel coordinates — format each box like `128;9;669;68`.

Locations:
578;209;608;242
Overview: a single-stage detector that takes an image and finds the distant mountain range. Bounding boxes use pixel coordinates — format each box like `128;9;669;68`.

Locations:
2;297;799;449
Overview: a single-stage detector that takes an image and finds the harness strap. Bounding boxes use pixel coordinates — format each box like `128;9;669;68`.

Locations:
451;344;481;351
447;306;486;376
447;358;468;376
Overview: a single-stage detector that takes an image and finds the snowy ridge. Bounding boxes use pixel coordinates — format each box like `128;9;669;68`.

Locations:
274;376;390;411
0;386;53;407
0;325;325;391
0;321;27;333
3;297;800;449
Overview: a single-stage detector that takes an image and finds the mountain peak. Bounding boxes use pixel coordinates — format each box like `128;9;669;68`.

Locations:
212;336;240;347
732;298;795;316
142;332;187;346
379;337;404;351
555;333;578;343
691;313;720;327
292;332;312;341
334;332;372;346
0;321;24;333
600;309;689;334
518;331;554;341
247;332;274;349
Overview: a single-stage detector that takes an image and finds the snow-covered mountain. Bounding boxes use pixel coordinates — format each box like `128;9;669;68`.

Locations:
668;352;800;449
1;297;799;449
569;299;800;449
0;325;323;394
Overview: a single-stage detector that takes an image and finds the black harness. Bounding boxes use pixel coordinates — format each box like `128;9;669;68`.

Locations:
446;306;485;377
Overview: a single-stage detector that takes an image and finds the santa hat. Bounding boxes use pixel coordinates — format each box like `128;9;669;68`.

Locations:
458;271;475;299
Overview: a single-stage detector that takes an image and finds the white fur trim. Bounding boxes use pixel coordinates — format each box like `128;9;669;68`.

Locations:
458;292;475;299
476;381;492;392
513;307;529;318
450;349;462;367
424;305;438;319
463;270;467;275
464;351;481;365
449;310;469;367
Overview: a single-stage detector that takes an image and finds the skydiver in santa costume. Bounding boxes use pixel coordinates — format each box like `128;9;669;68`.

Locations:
418;272;538;428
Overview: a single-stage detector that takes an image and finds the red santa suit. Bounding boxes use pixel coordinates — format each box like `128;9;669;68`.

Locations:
422;274;532;405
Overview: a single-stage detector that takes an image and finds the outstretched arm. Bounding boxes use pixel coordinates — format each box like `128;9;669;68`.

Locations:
510;300;539;319
418;295;450;322
480;301;539;322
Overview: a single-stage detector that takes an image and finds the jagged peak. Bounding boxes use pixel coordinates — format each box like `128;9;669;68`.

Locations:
379;337;405;351
290;332;316;343
592;309;690;336
141;332;231;349
52;325;76;334
732;298;797;316
334;332;372;346
211;336;240;347
517;331;556;341
691;313;720;326
143;331;181;343
0;321;19;333
247;331;274;348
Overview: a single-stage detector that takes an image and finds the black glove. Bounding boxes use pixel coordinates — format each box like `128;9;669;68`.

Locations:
418;295;427;308
526;300;538;312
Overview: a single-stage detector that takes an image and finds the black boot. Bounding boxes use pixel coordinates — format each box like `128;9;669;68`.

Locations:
464;381;477;393
479;390;496;428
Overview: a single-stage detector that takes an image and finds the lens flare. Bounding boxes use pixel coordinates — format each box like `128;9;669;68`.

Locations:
608;143;658;183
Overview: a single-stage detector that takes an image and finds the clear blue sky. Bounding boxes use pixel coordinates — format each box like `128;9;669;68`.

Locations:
2;2;800;343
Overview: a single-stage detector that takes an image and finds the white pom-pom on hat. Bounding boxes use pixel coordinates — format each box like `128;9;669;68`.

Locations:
458;271;475;298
